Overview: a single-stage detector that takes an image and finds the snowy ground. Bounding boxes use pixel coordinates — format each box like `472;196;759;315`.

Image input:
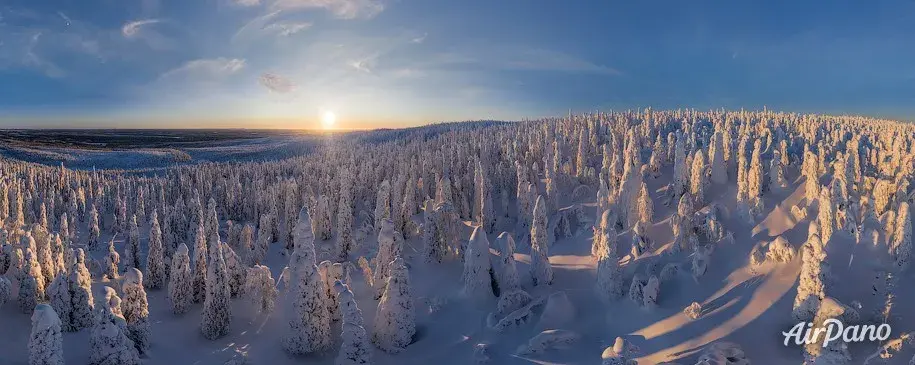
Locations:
2;161;912;365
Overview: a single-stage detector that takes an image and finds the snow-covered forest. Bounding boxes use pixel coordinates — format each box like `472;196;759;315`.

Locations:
0;109;914;365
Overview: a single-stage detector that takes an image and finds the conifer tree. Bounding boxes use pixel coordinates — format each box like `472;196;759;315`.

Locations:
335;281;373;365
121;268;150;355
29;304;65;365
372;257;415;353
167;244;193;315
145;210;166;290
530;196;553;286
201;234;232;340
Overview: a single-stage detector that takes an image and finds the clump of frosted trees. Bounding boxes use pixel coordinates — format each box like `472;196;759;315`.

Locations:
0;107;912;365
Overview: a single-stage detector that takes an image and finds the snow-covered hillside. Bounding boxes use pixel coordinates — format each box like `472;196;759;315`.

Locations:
0;109;913;365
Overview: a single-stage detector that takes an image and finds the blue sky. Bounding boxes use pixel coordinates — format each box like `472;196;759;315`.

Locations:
1;0;914;129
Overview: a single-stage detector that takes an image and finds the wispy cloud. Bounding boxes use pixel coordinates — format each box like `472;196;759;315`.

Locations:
160;58;246;80
263;21;311;36
411;33;427;44
234;0;262;6
122;19;162;38
259;72;296;93
271;0;384;20
24;33;65;78
500;48;621;75
348;55;377;73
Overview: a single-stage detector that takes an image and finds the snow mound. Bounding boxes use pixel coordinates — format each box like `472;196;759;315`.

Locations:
515;329;580;355
536;291;575;330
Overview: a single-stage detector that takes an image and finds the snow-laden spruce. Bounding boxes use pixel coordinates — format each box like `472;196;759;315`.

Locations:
462;226;494;301
103;237;120;280
29;303;64;365
146;210;166;290
283;205;332;355
201;234;232;340
68;248;94;330
595;228;623;303
47;272;73;332
244;265;278;316
372;219;403;299
192;221;208;303
319;261;345;321
121;268;150;356
494;232;521;293
530;196;553;286
222;242;246;297
168;243;193;314
253;214;271;266
793;224;829;322
335;281;373;365
19;247;44;314
90;287;140;365
125;215;141;271
372;257;415;353
0;276;11;310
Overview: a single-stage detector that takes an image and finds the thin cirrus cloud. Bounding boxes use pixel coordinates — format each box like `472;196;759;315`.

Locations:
263;21;312;36
121;19;162;37
159;58;246;80
270;0;384;20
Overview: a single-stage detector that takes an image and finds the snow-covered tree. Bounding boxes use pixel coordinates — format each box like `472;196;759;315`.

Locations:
89;287;140;365
201;235;232;340
462;226;494;301
69;249;94;330
239;223;254;266
372;257;415;353
530;196;553;286
124;215;141;272
690;150;708;205
636;183;653;225
335;281;372;365
747;140;764;201
373;219;403;299
595;227;623;303
29;304;64;365
709;129;728;184
103;237;120;281
793;228;828;322
319;261;345;321
474;160;495;233
672;132;688;196
167;243;192;315
314;195;332;241
19;248;44;314
253;214;271;265
146;210;166;290
374;180;391;231
222;243;246;297
47;272;73;332
121;268;150;356
244;265;277;316
283;205;332;355
892;202;912;270
0;276;11;310
192;222;208;303
337;178;355;262
494;232;520;292
818;187;836;244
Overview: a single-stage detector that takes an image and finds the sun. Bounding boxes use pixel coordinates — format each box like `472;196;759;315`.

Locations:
321;111;336;130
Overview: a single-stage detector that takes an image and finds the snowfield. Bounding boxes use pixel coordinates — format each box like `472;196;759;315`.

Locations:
0;110;913;365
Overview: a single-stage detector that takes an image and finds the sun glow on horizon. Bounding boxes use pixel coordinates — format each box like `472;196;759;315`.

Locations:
321;111;337;129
